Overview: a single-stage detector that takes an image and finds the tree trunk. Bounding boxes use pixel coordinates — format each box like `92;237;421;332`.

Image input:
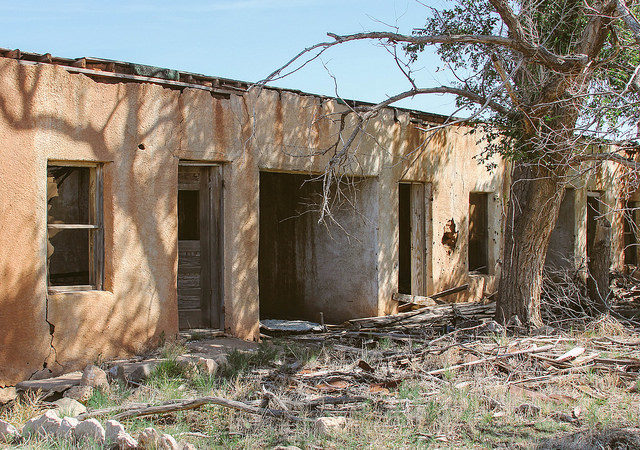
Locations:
587;218;611;310
496;163;566;328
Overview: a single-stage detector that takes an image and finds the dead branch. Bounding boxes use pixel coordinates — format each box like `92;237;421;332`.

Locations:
80;396;301;422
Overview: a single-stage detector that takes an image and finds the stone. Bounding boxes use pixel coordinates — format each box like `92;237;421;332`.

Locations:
214;354;228;368
74;418;106;444
0;419;20;443
16;371;82;395
81;365;110;391
0;387;17;404
64;385;95;404
175;356;218;376
55;417;79;439
105;419;126;441
22;410;62;438
51;397;87;417
314;416;347;434
137;427;162;448
108;365;126;383
129;363;154;383
159;433;180;450
181;443;198;450
105;420;137;449
116;432;139;449
197;357;218;375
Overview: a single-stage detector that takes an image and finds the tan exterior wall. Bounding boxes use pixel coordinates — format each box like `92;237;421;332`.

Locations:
2;56;621;387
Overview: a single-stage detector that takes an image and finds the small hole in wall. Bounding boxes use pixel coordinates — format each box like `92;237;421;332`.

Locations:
138;144;146;150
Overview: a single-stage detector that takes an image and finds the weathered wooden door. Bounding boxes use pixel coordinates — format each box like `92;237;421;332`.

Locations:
177;164;222;329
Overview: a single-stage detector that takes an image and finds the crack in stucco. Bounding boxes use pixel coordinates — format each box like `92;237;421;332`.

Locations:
27;295;63;381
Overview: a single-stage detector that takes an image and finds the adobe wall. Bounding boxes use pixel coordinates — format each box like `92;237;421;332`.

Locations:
0;56;508;386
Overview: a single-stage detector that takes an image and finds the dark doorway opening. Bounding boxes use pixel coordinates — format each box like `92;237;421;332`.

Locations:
398;184;412;294
258;172;379;323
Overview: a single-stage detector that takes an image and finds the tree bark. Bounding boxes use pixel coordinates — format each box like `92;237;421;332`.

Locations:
496;163;566;328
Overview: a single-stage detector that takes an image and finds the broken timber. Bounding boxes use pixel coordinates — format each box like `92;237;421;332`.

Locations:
347;300;495;329
392;283;469;307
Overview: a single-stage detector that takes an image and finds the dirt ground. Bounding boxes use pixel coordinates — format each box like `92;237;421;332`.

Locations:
4;310;640;449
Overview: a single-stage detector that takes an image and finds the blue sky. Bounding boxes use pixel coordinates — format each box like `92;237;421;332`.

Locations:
0;0;457;114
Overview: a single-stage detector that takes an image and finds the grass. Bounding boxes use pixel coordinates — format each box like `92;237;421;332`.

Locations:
3;330;640;449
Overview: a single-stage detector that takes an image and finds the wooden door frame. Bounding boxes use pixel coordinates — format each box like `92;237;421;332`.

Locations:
178;161;224;330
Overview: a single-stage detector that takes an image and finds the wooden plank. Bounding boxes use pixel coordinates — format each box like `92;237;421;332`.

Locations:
47;224;99;229
179;288;202;310
410;184;426;296
179;309;204;329
392;284;469;306
392;293;436;306
431;283;469;300
178;273;201;288
199;166;212;328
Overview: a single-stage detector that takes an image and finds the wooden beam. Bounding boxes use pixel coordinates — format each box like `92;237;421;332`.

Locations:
392;283;469;306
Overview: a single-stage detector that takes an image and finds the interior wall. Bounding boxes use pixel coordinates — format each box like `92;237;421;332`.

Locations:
259;172;379;323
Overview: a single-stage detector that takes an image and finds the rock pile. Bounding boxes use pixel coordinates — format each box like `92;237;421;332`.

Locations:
0;412;192;449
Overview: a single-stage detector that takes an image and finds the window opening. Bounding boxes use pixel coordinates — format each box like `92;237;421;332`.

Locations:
47;164;103;290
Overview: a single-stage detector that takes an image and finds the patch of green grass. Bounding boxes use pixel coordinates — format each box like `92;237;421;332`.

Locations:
86;387;111;410
151;358;190;380
397;380;423;401
159;341;188;360
221;342;281;377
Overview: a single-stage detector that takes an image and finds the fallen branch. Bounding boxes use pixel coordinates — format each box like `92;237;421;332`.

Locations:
80;396;301;422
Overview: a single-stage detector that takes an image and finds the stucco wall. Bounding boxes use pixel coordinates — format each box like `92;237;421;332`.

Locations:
0;56;512;386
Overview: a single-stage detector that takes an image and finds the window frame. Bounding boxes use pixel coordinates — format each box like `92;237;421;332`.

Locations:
47;161;104;293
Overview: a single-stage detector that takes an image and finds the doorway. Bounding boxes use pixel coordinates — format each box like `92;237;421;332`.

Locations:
177;163;222;329
398;182;432;296
258;172;379;323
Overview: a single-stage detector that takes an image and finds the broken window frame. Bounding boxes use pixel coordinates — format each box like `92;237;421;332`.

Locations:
468;192;490;275
47;162;104;292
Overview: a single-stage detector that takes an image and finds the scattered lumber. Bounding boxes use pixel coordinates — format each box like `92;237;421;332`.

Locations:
347;301;495;329
392;284;469;307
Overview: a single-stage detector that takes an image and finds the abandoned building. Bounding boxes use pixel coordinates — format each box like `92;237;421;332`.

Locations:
0;49;635;387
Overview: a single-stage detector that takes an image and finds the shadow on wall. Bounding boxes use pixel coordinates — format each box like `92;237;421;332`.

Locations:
0;60;219;383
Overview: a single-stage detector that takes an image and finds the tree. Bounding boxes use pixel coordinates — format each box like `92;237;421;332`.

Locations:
260;0;640;328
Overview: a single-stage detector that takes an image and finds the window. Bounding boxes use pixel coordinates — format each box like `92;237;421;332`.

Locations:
469;192;489;274
47;164;103;291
